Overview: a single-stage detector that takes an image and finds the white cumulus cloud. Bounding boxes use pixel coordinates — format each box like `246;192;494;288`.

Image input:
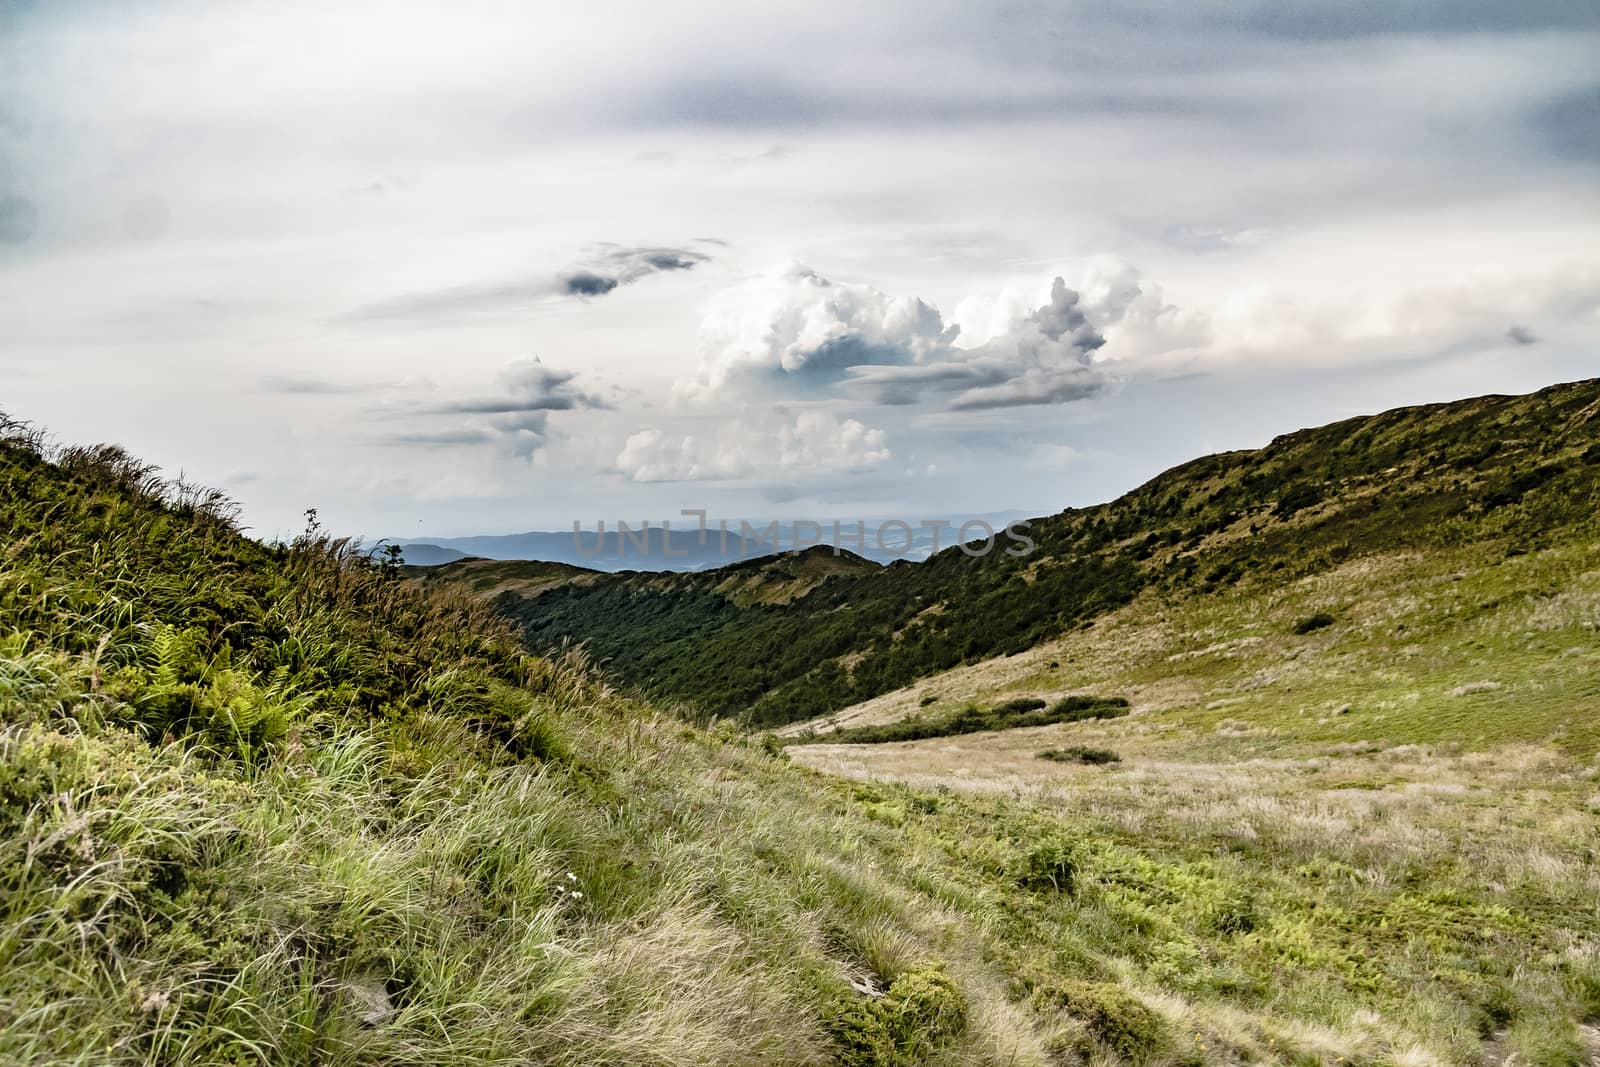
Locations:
680;264;1119;411
616;409;890;482
680;263;959;400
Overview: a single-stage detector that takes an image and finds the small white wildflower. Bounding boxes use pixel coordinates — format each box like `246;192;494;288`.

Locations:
570;891;583;899
566;872;577;881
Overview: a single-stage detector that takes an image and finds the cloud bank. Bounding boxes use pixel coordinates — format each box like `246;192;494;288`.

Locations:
616;410;889;482
382;358;606;458
558;244;711;298
345;243;712;323
680;264;1118;411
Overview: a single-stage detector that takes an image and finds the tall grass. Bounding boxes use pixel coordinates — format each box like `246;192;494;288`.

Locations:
0;421;1031;1065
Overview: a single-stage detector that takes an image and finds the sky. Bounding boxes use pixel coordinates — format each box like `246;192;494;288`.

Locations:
2;0;1597;543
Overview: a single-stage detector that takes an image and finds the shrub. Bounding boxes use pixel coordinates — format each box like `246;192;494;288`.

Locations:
1034;979;1170;1063
1046;694;1132;723
993;697;1047;715
1016;835;1079;894
1484;463;1565;509
918;693;939;707
829;965;967;1066
811;695;1129;745
1038;746;1120;765
1293;612;1336;634
1273;482;1322;519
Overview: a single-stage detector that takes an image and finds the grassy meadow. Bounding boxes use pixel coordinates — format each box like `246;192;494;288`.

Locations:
789;537;1600;1064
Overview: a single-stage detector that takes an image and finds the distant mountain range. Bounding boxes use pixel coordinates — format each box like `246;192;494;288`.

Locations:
389;512;1036;572
387;543;472;566
415;378;1600;727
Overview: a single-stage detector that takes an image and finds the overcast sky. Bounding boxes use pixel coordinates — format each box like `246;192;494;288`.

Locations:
2;0;1597;541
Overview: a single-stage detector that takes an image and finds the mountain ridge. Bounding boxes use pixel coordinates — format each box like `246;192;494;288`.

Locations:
440;378;1600;727
6;388;1600;1064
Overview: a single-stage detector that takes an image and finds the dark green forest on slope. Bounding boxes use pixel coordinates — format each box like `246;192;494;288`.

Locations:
490;379;1600;726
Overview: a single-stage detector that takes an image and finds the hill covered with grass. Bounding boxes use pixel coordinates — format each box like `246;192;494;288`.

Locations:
5;389;1600;1067
487;380;1600;727
0;418;1042;1065
400;555;604;600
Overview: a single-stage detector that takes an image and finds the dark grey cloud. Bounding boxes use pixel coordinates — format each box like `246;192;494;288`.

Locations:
559;244;710;299
561;271;620;296
379;428;499;448
343;242;711;323
1203;0;1600;40
1032;277;1105;348
421;359;606;416
0;196;38;244
945;366;1105;411
842;363;1006;406
377;359;605;458
1506;324;1539;346
1530;84;1600;163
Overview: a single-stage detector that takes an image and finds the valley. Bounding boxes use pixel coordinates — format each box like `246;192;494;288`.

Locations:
4;381;1598;1066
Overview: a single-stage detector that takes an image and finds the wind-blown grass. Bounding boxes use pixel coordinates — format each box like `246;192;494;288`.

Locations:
0;422;1021;1065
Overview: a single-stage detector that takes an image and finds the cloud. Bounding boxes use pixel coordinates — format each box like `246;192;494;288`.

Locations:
0;196;38;245
260;374;371;395
561;271;619;297
1530;84;1600;163
557;244;710;299
616;410;889;482
682;265;1115;411
380;358;606;458
381;428;500;448
1201;264;1600;362
344;243;712;323
341;281;544;324
423;358;605;415
680;264;960;400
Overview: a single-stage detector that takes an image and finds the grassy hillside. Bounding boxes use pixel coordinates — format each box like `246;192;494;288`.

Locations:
5;404;1600;1065
0;421;1027;1065
492;380;1600;727
401;556;604;600
785;531;1600;1066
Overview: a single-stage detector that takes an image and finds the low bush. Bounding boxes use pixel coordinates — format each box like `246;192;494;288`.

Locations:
1034;979;1170;1063
828;965;967;1066
1038;746;1121;765
1293;612;1336;634
799;695;1129;745
1046;694;1132;723
1016;836;1079;894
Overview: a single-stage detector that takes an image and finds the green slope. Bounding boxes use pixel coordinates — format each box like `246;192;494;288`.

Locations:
401;556;605;599
493;379;1600;727
0;425;1009;1065
6;406;1600;1065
